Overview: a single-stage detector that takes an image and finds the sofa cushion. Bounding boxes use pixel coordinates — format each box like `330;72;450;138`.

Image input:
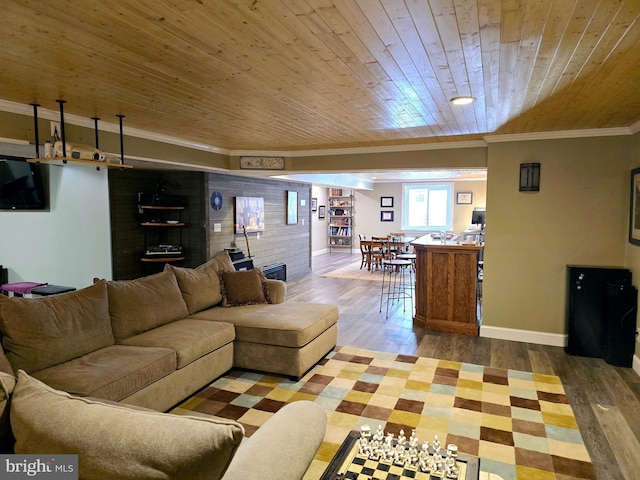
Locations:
191;302;338;348
31;345;176;402
219;269;271;307
108;270;190;341
0;280;114;373
11;370;244;480
166;264;223;314
119;319;235;369
199;252;236;274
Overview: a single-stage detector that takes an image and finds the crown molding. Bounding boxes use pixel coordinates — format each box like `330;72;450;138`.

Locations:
229;140;487;158
484;126;633;143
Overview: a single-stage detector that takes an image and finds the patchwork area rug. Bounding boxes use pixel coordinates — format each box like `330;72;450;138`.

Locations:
170;346;595;480
320;260;384;281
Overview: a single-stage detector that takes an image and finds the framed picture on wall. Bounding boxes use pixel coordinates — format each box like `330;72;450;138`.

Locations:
629;167;640;246
318;205;326;219
456;192;473;204
235;196;265;234
381;196;394;207
311;197;317;212
287;191;298;224
380;211;394;222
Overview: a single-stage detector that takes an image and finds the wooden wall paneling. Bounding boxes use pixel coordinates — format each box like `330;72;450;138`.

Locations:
206;173;310;279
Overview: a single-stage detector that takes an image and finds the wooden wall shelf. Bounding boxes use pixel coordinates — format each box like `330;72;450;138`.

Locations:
27;157;133;169
140;222;185;227
141;257;185;263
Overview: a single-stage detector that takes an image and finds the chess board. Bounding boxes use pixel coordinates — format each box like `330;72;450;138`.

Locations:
320;431;480;480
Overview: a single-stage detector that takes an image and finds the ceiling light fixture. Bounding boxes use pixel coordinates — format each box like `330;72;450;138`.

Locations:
450;96;475;106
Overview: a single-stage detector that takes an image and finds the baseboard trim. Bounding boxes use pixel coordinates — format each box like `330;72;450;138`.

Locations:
480;325;567;347
633;355;640;377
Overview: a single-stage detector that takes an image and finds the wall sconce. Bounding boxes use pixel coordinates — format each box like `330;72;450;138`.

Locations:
519;163;541;192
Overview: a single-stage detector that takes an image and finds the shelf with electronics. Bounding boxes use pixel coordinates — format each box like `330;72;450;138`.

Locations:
26;100;132;171
327;188;354;253
138;193;186;263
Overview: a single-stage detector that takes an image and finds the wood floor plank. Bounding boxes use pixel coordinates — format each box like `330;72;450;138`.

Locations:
528;349;555;375
592;404;640;480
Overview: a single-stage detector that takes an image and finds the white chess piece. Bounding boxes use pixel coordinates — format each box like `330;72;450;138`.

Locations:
358;436;369;456
409;429;419;448
397;429;406;446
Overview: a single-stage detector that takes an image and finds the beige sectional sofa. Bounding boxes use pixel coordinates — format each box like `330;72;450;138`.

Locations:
0;252;338;478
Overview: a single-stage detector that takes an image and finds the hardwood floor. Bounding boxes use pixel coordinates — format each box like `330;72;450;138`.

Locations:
286;252;640;480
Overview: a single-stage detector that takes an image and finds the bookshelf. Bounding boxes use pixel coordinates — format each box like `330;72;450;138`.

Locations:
328;188;354;252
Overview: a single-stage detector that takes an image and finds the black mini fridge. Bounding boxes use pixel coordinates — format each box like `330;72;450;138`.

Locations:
566;265;637;367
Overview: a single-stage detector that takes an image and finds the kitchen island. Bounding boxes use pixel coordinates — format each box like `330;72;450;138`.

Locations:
411;235;483;335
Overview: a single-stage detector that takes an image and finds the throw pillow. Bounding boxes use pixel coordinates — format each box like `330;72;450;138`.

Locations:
0;280;114;373
11;370;244;480
165;264;223;314
197;252;236;275
219;269;271;307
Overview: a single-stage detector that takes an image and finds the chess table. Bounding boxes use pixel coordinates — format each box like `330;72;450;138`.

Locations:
320;431;480;480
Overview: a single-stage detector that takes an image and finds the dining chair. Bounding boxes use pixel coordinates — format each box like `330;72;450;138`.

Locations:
358;234;369;269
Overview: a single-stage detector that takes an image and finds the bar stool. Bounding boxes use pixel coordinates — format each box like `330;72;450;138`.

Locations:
396;236;417;271
379;240;414;318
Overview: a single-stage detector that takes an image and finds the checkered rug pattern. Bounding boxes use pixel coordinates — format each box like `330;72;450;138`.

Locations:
170;346;595;480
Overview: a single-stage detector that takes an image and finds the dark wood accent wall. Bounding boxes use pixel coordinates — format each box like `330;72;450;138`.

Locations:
108;169;311;281
108;169;207;280
206;173;311;279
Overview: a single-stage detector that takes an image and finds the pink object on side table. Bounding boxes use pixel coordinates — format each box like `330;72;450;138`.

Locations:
1;282;48;296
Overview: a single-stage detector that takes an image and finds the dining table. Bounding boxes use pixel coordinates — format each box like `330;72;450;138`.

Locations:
359;236;417;271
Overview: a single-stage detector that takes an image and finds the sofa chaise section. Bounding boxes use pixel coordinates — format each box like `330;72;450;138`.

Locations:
168;255;339;378
191;302;338;378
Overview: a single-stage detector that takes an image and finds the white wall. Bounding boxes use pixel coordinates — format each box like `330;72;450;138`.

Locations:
311;185;329;254
351;181;487;240
0;161;112;289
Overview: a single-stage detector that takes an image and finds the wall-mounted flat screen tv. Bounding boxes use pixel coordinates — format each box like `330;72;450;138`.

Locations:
0;157;47;210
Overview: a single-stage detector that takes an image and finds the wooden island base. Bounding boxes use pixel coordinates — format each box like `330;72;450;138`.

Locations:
411;235;482;336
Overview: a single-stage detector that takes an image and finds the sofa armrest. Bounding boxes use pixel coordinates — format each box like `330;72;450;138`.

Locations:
265;279;287;304
221;400;326;480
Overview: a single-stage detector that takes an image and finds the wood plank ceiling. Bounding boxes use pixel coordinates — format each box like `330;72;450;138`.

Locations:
1;0;640;152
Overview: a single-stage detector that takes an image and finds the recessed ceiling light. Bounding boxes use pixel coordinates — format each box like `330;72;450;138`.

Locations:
450;96;475;106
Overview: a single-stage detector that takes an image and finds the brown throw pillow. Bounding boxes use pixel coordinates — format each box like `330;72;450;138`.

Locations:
219;269;271;307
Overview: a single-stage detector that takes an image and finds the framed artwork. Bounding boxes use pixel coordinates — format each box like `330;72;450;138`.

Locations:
380;211;394;222
235;196;265;234
311;197;317;212
380;196;394;207
239;156;285;170
456;192;473;204
629;167;640;246
318;205;326;219
287;191;298;224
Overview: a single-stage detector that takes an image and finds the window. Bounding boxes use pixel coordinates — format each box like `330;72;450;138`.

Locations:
401;183;453;231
